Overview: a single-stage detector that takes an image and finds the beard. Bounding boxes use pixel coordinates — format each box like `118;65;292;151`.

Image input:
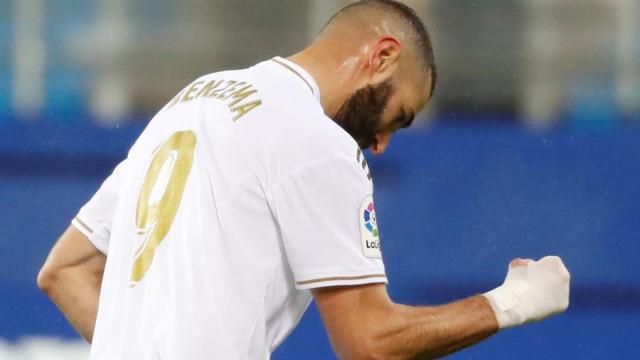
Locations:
333;79;394;149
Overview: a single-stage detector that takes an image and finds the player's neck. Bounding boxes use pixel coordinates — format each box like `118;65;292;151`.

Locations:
288;49;356;119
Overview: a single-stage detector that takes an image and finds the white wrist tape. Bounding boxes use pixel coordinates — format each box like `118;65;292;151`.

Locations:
483;256;570;329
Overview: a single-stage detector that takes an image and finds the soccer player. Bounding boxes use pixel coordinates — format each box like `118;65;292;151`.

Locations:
38;1;570;359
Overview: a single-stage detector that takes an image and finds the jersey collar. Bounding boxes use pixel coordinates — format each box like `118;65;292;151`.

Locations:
272;56;321;102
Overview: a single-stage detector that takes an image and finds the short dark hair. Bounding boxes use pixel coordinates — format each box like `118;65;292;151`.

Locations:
329;0;437;96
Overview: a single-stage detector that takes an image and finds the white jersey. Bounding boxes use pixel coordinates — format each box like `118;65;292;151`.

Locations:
72;57;387;360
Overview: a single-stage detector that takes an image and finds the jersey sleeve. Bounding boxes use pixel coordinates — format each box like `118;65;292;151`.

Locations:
269;156;387;290
71;159;128;255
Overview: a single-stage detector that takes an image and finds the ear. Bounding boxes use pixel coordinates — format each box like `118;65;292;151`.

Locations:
367;36;402;83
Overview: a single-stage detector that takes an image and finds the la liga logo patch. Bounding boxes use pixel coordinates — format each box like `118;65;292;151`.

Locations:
363;202;379;236
360;195;382;259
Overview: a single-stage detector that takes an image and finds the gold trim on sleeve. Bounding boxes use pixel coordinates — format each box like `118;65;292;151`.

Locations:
73;217;94;234
296;273;387;286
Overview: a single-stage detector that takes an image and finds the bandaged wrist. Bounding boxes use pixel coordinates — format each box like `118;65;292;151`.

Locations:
483;285;524;328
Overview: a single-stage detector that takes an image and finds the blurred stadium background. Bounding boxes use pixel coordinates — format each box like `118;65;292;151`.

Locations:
1;0;639;359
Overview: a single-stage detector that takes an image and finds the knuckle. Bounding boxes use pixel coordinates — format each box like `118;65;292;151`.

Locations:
543;255;560;264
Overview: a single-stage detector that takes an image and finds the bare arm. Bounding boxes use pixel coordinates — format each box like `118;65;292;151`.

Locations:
313;257;570;359
37;225;106;343
313;284;498;360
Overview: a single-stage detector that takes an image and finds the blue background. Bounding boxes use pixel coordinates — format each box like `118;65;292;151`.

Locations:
1;120;639;359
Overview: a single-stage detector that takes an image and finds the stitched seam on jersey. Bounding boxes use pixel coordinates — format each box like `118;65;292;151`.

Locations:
244;262;282;349
269;296;313;352
266;155;358;197
265;155;370;224
296;274;387;286
271;58;315;96
73;216;93;234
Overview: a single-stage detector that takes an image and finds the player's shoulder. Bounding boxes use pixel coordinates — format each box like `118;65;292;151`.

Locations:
306;113;361;158
271;108;370;177
309;115;373;181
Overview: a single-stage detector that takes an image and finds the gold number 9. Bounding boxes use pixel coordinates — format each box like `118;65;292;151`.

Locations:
130;130;197;287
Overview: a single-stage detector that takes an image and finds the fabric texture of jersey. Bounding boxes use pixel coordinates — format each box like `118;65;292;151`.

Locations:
72;57;387;360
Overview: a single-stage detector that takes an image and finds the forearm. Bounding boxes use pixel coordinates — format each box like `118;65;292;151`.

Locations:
317;258;570;359
369;257;570;359
376;295;498;359
38;225;106;343
39;266;102;342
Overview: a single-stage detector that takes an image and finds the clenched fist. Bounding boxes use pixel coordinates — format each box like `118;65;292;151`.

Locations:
483;256;571;328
